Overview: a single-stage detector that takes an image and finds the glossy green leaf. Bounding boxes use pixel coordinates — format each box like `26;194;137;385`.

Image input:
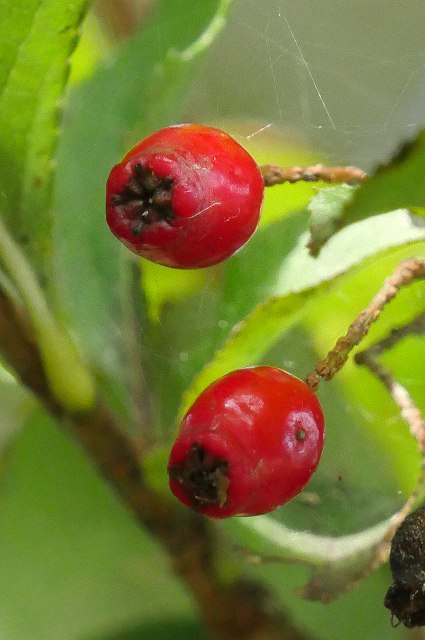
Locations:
410;206;425;220
178;286;320;421
141;261;207;323
307;184;356;255
227;511;393;567
145;282;222;433
214;206;425;360
215;199;309;340
0;0;89;278
279;211;425;293
346;130;425;215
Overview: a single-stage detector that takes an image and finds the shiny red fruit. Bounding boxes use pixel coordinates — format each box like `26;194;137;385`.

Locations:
168;366;325;518
106;124;264;268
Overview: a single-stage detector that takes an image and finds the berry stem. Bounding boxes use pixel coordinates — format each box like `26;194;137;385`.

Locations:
260;163;367;186
0;215;96;411
306;259;425;391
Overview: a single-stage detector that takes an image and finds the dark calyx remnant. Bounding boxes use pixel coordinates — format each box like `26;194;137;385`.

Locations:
112;163;174;235
168;443;229;510
384;506;425;627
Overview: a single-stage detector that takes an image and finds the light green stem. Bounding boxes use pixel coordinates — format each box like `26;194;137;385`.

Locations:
0;216;95;411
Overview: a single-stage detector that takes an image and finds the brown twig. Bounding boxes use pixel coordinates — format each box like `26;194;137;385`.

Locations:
0;288;310;640
260;163;367;187
355;315;425;455
306;259;425;391
355;311;425;362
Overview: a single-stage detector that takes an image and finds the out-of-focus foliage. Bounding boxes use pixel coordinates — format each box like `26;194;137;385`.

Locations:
0;0;424;638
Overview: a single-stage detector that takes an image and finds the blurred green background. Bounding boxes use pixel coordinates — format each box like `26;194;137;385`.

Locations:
1;1;425;639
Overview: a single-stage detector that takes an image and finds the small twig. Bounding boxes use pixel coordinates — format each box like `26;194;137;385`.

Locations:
358;308;425;454
356;311;425;360
306;259;425;391
355;351;425;454
260;163;367;187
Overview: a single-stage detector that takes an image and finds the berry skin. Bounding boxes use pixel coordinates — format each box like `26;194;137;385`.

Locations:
168;366;325;518
106;124;264;268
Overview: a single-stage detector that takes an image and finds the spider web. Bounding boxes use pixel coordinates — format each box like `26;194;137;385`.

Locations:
189;0;425;168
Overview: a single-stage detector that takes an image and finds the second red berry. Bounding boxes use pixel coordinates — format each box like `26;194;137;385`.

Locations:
106;124;264;268
168;366;325;518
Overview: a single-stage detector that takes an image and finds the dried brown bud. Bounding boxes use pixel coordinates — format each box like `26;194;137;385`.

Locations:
384;506;425;627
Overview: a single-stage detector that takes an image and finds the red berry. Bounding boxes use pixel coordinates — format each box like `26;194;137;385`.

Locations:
106;124;264;268
168;366;325;518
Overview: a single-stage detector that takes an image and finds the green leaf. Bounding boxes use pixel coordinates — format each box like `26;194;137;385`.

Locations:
178;286;320;421
302;244;425;494
307;184;356;255
216;196;310;336
0;373;34;457
410;206;425;220
141;261;207;323
0;0;89;278
144;284;222;433
347;131;425;215
318;129;425;249
214;204;425;361
280;210;425;293
226;511;393;567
